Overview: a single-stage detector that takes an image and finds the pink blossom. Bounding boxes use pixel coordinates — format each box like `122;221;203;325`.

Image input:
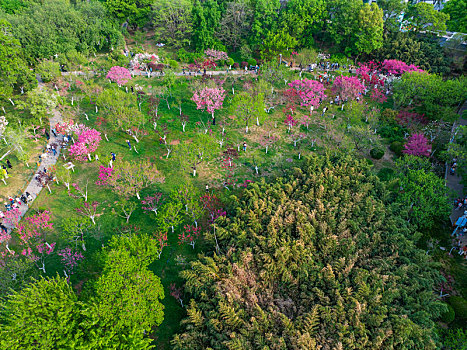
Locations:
58;247;84;274
287;79;326;110
332;76;365;101
403;134;431;157
192;87;226;117
106;66;132;85
382;60;423;75
204;49;229;61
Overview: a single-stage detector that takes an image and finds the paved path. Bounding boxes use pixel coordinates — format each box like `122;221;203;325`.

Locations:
447;100;467;248
3;81;64;232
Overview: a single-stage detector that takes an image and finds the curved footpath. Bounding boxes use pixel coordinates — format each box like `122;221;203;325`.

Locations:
4;80;64;233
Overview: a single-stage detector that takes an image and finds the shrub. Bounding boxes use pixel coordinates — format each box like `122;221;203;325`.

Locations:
380;108;398;124
377;167;395;181
233;62;239;69
440;303;455;324
227;57;234;66
448;296;467;320
370;147;385;160
168;59;179;69
177;48;190;63
377;124;406;143
247;58;257;66
240;61;248;68
36;60;60;82
390;141;404;156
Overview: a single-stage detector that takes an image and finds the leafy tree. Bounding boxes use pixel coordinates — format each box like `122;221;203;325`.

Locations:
325;0;361;55
0;0;27;14
0;19;35;100
393;71;466;121
377;0;408;33
152;0;192;48
4;0;122;62
0;276;83;349
17;87;58;124
280;0;326;47
217;0;252;51
409;2;449;32
355;3;384;56
191;0;221;52
104;0;152;28
97;87;142;131
35;59;60;83
442;0;467;33
175;133;216;176
394;155;451;230
260;26;298;60
173;154;446;349
248;0;280;51
230;90;266;133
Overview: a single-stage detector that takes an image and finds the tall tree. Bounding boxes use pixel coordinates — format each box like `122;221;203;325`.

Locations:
152;0;192;48
355;3;384;57
442;0;467;33
410;2;449;32
191;0;220;51
248;0;280;51
217;0;252;51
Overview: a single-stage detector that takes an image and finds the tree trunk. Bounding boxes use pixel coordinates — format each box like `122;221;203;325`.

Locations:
245;125;249;133
91;215;96;225
193;168;197;177
105;134;109;142
136;192;140;200
265;146;268;153
256;116;260;126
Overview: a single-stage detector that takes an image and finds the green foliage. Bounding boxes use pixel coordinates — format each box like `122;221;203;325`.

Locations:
260;26;298;60
442;0;467;33
0;276;83;349
409;2;449;32
354;3;384;55
377;167;395;181
448;296;467;320
0;19;36;99
191;0;221;52
440;303;455;324
393;72;467;121
104;0;152;28
247;58;257;66
226;57;234;66
152;0;192;48
248;0;281;51
35;59;60;83
16;86;58;124
390;140;404;156
0;0;27;14
394;155;451;230
168;59;179;69
442;328;467;350
4;0;122;62
173;154;445;349
370;147;384;159
444;125;467;187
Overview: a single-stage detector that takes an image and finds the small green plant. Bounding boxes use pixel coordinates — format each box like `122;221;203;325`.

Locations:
227;57;234;66
168;59;179;69
377;167;395;181
390;141;404;156
247;58;257;66
370;147;385;160
440;303;455;324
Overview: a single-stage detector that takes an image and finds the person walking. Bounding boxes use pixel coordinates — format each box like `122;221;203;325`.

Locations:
6;159;12;169
126;140;132;150
51;146;56;156
51;128;57;137
45;130;50;140
243;141;247;152
111;152;116;161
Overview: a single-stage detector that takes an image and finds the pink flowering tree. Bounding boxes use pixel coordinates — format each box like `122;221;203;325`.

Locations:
205;49;229;62
96;166;113;186
178;224;201;249
287;79;326;113
58;247;84;277
332;76;365;101
106;66;132;86
3;208;22;227
382;60;423;75
16;211;55;273
170;283;184;307
403;134;431;157
76;201;100;225
290;132;307;147
259;134;279;153
69;125;101;162
192;87;226;125
370;88;387;103
154;231;168;259
142;193;164;215
284;114;298;132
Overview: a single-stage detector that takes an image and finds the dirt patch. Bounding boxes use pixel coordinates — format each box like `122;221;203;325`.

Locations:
169;139;180;145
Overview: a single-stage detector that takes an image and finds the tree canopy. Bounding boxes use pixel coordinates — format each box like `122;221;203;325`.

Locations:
172;154;445;349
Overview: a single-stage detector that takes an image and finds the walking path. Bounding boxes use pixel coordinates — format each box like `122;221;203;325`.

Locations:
447;100;467;248
3;80;64;232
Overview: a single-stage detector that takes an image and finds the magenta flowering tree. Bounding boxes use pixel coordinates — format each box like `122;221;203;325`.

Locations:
287;79;326;113
192;87;226;124
370;88;387;103
154;231;168;259
58;247;84;277
69;126;101;162
76;201;100;225
259;134;279;153
382;60;423;75
284;114;298;132
106;66;132;86
178;224;201;249
96;166;114;186
204;49;229;62
332;76;365;101
3;208;22;227
142;193;164;215
16;211;55;273
403;134;431;157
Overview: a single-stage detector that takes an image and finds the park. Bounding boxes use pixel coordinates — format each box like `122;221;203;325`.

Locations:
0;0;467;348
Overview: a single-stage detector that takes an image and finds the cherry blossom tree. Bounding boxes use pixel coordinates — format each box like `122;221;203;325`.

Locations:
106;159;165;199
382;59;423;75
106;66;132;86
58;247;84;277
16;211;55;273
287;79;326;113
370;88;387;103
3;208;22;227
290;132;307;147
141;193;163;215
180;113;189;132
332;76;365;101
68;180;89;202
259;134;279;153
192;87;226;125
205;49;229;62
284;114;298;132
403;134;431;157
154;231;168;259
179;224;201;249
170;283;184;307
69;125;101;162
76;201;100;225
96;166;113;186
